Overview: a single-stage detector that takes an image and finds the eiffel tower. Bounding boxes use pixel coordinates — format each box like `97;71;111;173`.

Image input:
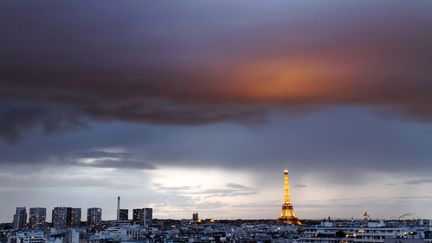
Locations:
278;169;301;224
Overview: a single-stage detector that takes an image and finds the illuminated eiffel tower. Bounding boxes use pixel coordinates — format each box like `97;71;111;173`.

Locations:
278;169;301;224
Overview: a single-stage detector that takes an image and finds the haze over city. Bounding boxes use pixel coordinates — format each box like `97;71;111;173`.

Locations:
1;0;432;224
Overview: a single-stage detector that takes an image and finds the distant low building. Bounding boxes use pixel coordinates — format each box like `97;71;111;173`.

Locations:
300;220;422;243
12;231;44;243
46;229;79;243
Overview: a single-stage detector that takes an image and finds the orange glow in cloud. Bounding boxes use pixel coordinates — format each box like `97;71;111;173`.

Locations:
197;56;372;106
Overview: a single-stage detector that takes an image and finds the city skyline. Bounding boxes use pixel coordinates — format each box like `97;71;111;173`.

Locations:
1;167;428;223
7;204;155;226
1;0;432;223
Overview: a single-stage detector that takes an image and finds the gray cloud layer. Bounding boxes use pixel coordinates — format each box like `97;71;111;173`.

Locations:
0;1;432;222
154;182;257;198
0;1;432;142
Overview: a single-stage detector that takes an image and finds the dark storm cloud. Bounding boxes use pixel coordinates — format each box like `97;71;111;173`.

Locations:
0;107;430;179
1;1;432;142
0;101;85;143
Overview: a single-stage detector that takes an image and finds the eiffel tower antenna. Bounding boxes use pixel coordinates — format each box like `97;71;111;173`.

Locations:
278;169;301;224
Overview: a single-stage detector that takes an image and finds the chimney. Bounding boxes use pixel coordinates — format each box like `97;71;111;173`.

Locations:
117;196;120;222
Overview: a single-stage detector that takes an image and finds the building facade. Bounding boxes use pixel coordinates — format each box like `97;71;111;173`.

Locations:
69;208;81;227
300;221;415;243
11;231;44;243
29;208;46;230
13;207;27;230
119;209;128;221
143;208;152;226
132;209;143;224
193;213;199;221
52;207;69;229
87;208;102;226
132;208;152;226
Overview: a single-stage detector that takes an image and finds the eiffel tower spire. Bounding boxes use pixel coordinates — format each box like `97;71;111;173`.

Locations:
278;169;301;224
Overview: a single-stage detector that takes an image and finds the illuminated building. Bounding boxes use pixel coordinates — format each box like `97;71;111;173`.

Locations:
119;209;129;221
13;207;27;230
132;208;143;224
278;169;301;224
69;208;81;227
132;208;152;226
87;208;102;226
300;221;414;243
29;207;46;230
51;207;81;228
52;207;69;228
11;231;44;243
143;208;152;225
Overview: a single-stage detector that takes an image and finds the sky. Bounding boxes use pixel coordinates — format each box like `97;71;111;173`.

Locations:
0;0;432;223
